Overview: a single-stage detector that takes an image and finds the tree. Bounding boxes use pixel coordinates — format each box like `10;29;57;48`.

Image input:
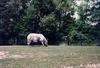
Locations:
0;0;12;44
85;0;100;45
0;0;27;44
65;0;88;45
0;0;82;45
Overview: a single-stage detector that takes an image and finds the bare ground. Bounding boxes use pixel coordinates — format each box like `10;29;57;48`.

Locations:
0;51;33;59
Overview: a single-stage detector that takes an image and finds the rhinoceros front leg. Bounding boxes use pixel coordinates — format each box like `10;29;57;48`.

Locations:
27;39;31;46
41;41;45;47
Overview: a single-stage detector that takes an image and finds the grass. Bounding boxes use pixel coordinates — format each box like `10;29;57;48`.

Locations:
0;45;100;68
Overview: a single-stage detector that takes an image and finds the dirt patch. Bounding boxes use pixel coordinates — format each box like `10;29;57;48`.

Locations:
0;51;33;59
0;51;9;59
58;63;100;68
0;51;48;59
75;63;100;68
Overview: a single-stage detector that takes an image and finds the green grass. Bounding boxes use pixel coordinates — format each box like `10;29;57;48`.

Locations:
0;45;100;68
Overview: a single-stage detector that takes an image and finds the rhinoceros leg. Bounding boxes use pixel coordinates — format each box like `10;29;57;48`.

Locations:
44;40;48;47
41;41;48;47
41;41;45;47
27;39;31;46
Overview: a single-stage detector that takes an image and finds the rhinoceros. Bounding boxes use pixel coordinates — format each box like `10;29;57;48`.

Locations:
27;33;48;47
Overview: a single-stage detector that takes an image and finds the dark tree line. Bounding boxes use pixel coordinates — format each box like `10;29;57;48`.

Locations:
0;0;100;45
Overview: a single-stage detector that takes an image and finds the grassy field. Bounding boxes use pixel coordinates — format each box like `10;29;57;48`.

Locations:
0;45;100;68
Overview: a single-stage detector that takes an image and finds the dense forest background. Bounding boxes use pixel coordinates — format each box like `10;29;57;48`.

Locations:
0;0;100;45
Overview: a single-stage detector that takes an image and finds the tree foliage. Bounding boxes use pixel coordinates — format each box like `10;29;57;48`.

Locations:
85;0;100;45
0;0;99;45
